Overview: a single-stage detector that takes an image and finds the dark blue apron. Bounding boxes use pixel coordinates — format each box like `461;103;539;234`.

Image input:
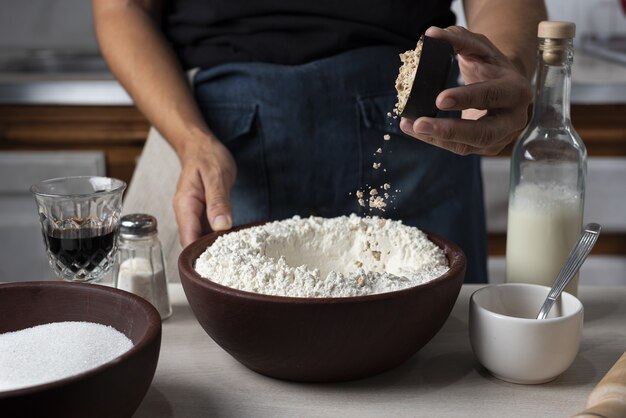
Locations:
193;45;487;283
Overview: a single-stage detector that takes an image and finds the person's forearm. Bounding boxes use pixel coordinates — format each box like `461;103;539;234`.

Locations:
463;0;547;78
93;0;213;158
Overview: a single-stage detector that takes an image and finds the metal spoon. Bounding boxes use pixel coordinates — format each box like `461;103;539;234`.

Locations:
536;223;602;320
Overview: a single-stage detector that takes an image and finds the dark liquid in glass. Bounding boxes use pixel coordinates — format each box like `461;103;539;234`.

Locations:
46;229;116;273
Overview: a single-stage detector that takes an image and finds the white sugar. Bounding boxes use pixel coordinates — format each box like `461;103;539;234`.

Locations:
0;321;133;392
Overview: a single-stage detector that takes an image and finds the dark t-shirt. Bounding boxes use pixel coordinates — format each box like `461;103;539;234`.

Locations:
162;0;456;69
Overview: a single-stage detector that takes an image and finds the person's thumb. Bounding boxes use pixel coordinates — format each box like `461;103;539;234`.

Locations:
205;182;233;232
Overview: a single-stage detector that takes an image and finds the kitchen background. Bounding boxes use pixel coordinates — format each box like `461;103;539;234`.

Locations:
1;0;624;50
0;0;625;284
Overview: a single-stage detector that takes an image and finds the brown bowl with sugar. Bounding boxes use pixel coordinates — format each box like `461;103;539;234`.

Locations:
0;281;161;418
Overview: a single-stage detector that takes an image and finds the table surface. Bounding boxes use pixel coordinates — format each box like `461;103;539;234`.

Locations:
134;284;626;418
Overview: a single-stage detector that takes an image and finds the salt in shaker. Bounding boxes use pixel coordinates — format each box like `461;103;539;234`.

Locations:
115;213;172;320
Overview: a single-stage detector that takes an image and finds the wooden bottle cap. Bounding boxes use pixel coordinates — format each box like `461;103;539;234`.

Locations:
538;21;576;39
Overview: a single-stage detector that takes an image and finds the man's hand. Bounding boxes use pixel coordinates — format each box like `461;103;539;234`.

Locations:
94;0;239;248
400;25;533;156
173;135;236;247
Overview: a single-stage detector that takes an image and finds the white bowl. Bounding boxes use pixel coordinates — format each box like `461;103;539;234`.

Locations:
469;283;583;384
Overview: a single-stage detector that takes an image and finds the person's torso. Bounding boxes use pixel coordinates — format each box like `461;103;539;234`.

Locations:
162;0;455;69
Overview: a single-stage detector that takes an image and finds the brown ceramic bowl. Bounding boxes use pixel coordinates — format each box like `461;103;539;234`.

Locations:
0;281;161;418
179;222;466;383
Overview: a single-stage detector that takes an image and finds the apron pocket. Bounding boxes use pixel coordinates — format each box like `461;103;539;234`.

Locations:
198;102;257;141
196;102;270;225
357;92;403;134
356;93;460;217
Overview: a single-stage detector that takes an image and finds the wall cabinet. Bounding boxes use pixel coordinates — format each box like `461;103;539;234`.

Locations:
0;105;149;185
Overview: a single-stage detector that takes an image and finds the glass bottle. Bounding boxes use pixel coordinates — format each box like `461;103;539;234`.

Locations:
114;213;172;319
506;21;586;296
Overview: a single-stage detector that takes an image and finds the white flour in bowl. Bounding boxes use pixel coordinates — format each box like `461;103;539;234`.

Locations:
194;215;449;297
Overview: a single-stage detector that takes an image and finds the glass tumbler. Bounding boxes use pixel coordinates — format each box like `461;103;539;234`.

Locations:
30;176;126;282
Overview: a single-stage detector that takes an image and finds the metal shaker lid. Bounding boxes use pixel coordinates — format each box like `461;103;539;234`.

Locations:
120;213;157;236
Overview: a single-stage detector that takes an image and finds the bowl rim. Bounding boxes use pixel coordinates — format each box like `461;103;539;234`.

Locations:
470;283;584;323
0;281;161;398
179;220;467;304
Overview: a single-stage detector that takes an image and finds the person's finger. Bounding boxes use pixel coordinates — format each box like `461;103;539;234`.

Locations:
203;169;233;233
399;117;415;130
436;78;532;111
400;116;498;155
425;26;501;60
413;134;483;156
415;133;507;156
412;115;504;148
174;183;206;247
410;112;526;149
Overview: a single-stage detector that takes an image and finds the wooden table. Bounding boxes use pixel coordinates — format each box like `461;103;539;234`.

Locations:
134;284;626;417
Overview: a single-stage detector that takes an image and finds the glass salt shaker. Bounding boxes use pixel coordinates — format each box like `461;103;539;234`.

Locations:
114;213;172;320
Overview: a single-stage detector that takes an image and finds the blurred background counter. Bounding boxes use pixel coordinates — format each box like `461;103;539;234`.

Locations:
0;0;625;283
